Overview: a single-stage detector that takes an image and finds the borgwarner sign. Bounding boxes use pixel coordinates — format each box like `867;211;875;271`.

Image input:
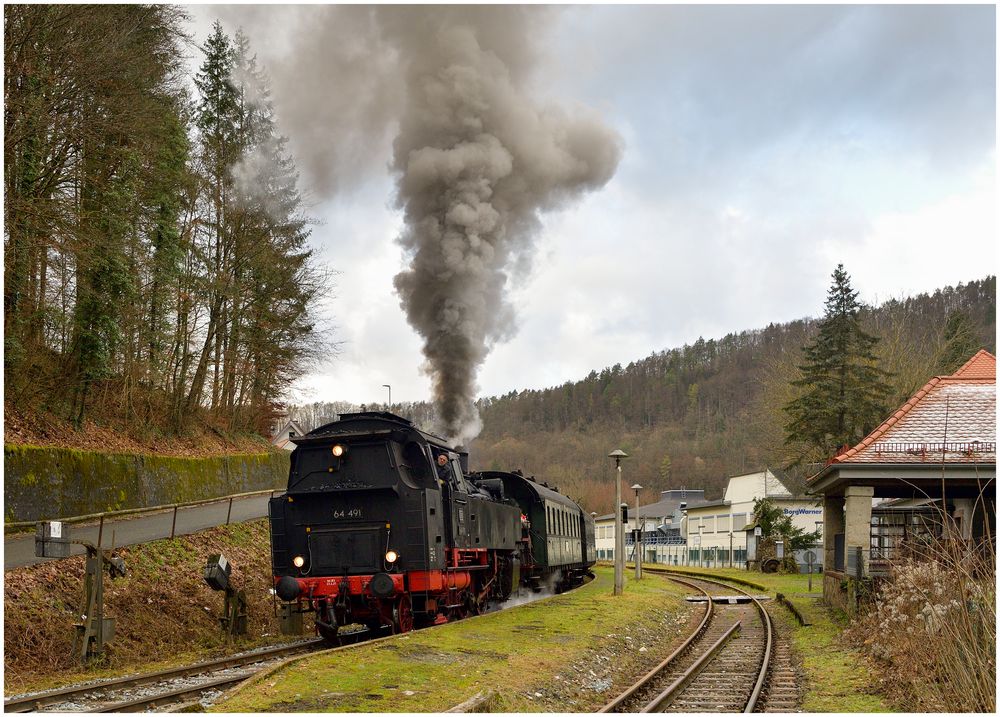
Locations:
783;507;822;516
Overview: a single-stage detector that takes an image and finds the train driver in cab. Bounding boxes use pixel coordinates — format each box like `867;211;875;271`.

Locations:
435;451;452;483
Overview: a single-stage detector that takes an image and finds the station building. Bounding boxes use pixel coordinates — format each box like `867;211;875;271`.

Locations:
808;350;996;613
681;469;822;569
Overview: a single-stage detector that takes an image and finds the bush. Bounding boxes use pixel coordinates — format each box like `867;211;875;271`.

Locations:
848;523;995;711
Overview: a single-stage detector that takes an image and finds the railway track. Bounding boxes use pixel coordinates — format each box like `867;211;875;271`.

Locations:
3;633;362;713
601;570;773;713
8;575;587;713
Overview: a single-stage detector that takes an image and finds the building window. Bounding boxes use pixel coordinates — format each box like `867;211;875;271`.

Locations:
717;514;730;533
732;513;747;530
704;516;715;533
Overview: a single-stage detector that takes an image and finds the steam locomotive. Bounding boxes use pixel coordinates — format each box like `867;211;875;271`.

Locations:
269;411;595;639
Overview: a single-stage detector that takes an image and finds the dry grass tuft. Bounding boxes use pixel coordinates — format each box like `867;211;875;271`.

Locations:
848;515;995;712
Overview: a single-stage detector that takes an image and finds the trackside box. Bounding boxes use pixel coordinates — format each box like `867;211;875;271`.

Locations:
35;521;71;558
203;553;231;591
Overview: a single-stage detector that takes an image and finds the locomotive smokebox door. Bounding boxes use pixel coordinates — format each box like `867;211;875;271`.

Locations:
203;554;232;592
35;521;71;558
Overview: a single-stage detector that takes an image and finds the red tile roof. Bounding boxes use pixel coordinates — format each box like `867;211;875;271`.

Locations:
952;349;996;379
828;350;996;466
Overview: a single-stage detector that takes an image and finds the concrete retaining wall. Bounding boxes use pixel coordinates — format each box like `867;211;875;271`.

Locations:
4;444;290;521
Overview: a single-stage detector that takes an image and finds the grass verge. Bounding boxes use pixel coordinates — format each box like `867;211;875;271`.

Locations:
214;567;695;713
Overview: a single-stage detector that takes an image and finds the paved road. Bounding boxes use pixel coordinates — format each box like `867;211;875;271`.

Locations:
5;492;281;571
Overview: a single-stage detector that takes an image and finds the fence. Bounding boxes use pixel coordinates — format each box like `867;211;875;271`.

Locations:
5;488;282;534
5;489;284;570
602;541;824;572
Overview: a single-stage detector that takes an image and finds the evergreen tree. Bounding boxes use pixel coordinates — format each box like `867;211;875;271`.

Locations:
187;21;239;412
783;264;893;460
936;310;982;375
658;453;672;482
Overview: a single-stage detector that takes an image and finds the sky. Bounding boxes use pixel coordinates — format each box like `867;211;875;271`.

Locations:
184;4;997;409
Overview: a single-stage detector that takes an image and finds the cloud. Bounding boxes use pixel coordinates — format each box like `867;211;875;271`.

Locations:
184;5;995;406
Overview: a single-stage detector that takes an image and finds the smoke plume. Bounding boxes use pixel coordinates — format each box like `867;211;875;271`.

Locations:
205;7;622;442
382;7;621;442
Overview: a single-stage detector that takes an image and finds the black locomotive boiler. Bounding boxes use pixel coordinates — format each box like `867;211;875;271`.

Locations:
269;411;595;639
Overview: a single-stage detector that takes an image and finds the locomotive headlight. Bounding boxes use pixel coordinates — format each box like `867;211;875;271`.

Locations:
385;550;399;564
292;555;305;568
331;444;346;457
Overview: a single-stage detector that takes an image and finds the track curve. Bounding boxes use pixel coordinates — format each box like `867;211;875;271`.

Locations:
601;570;773;713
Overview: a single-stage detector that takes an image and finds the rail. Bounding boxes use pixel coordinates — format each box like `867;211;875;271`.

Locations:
599;575;714;713
3;638;324;712
601;568;774;713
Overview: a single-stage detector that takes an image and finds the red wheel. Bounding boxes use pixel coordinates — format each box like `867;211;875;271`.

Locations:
393;595;413;633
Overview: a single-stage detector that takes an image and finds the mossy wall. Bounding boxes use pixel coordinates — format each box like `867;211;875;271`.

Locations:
4;444;290;521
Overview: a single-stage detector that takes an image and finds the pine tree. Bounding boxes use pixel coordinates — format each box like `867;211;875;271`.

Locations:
936;310;982;375
658;453;672;482
187;21;238;412
783;264;893;460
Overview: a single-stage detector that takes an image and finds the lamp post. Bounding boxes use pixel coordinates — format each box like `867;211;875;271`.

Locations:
631;483;643;580
382;384;391;407
608;449;629;595
699;524;705;568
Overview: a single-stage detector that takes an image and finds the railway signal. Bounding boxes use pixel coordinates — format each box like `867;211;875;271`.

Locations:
203;554;248;637
35;521;127;663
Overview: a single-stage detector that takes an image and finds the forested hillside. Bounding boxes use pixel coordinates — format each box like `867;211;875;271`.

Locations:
471;277;995;510
291;277;994;512
4;7;326;449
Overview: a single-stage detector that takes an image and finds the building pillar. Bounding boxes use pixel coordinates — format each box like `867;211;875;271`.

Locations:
823;495;845;571
844;486;874;576
951;499;974;540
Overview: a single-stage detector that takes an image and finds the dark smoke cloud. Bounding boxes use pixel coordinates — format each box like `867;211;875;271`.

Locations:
205;6;622;442
382;7;621;442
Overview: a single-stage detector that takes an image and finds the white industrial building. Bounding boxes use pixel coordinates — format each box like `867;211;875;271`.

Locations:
681;469;822;569
594;488;707;562
594;470;823;570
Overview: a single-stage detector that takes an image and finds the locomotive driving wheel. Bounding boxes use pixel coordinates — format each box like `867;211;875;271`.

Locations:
393;595;413;633
465;593;483;616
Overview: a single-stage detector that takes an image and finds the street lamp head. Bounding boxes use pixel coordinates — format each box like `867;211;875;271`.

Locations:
631;483;642;492
608;449;629;459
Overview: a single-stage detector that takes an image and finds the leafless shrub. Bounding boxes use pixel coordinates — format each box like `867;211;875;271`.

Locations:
849;504;995;712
